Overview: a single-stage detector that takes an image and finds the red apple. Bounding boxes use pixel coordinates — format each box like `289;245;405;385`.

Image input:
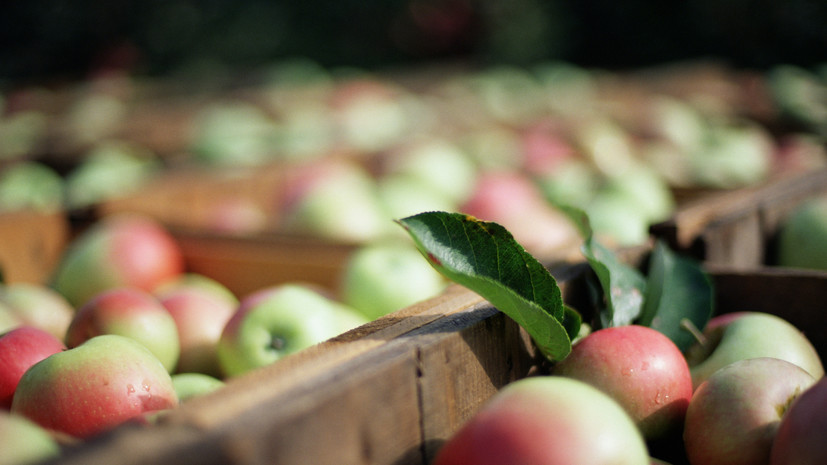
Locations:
0;326;66;408
65;287;180;373
11;334;178;439
0;283;75;341
769;377;827;465
552;325;693;439
51;213;185;307
683;357;817;465
157;284;236;376
432;376;650;465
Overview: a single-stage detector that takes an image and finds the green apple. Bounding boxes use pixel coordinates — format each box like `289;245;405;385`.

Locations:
340;241;447;320
0;283;75;341
217;284;367;377
685;312;824;389
51;213;185;307
0;411;61;464
171;373;225;402
11;334;178;439
0;161;64;214
683;357;817;465
776;195;827;271
65;287;181;373
688;123;774;188
432;376;650;465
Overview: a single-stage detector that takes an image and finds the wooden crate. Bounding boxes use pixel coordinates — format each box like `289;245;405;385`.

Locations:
0;210;69;285
42;257;827;465
650;167;827;269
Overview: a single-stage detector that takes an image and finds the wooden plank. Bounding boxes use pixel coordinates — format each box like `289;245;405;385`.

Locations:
0;210;69;284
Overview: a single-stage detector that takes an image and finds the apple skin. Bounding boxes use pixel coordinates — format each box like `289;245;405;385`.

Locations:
432;376;650;465
11;334;178;439
157;284;236;376
217;284;367;377
0;410;61;464
776;195;827;271
171;373;225;402
685;312;824;389
0;283;75;341
0;302;23;334
51;213;185;307
683;357;817;465
340;241;447;320
552;325;693;439
0;326;66;408
769;376;827;465
65;287;181;373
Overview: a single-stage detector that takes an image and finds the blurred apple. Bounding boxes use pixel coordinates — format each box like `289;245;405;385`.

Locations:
0;326;66;408
0;161;64;214
683;357;817;465
688;123;774;188
65;287;180;373
329;78;411;153
217;283;367;377
51;213;185;307
685;312;824;389
278;158;389;243
432;376;650;465
0;301;23;334
12;334;178;439
553;325;693;439
190;102;279;166
0;283;74;341
171;373;225;402
340;241;447;320
776;195;827;271
157;282;236;376
0;411;61;464
769;377;827;465
535;157;599;209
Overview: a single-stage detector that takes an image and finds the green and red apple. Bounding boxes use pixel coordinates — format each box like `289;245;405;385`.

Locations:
0;326;66;408
217;284;367;377
552;325;693;439
769;377;827;465
51;213;185;307
432;376;650;465
11;334;178;439
65;287;180;373
683;357;817;465
0;283;75;341
685;311;824;389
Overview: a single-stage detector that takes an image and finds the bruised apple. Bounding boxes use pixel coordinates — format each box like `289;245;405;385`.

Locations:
11;334;178;439
552;325;693;439
432;376;650;465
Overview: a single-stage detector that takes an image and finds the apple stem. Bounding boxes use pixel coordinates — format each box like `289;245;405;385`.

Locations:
680;318;707;347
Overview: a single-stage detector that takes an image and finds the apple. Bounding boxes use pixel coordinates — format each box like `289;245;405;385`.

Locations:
683;357;817;465
216;283;367;377
328;78;410;153
0;301;22;334
0;326;66;408
51;213;185;307
460;170;580;257
376;174;458;223
775;195;827;271
157;284;236;376
0;411;61;464
11;334;178;439
189;101;280;166
687;123;774;189
0;283;75;341
685;312;824;389
154;273;238;309
432;376;650;465
171;373;225;402
278;158;389;243
0;161;64;214
340;241;447;320
552;325;693;439
65;287;181;373
769;377;827;465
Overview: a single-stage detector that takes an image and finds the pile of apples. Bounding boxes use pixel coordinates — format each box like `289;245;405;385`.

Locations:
0;212;414;462
432;310;826;465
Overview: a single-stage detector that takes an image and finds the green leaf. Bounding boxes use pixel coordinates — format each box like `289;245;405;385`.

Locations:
396;211;577;361
638;240;715;352
581;236;647;328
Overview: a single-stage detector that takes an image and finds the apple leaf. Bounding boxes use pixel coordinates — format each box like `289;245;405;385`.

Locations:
581;235;647;328
396;211;579;362
637;240;714;352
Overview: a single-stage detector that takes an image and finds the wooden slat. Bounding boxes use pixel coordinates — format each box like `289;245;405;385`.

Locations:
0;210;69;284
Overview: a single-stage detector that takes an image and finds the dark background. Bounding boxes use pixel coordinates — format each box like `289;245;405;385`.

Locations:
1;0;825;84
